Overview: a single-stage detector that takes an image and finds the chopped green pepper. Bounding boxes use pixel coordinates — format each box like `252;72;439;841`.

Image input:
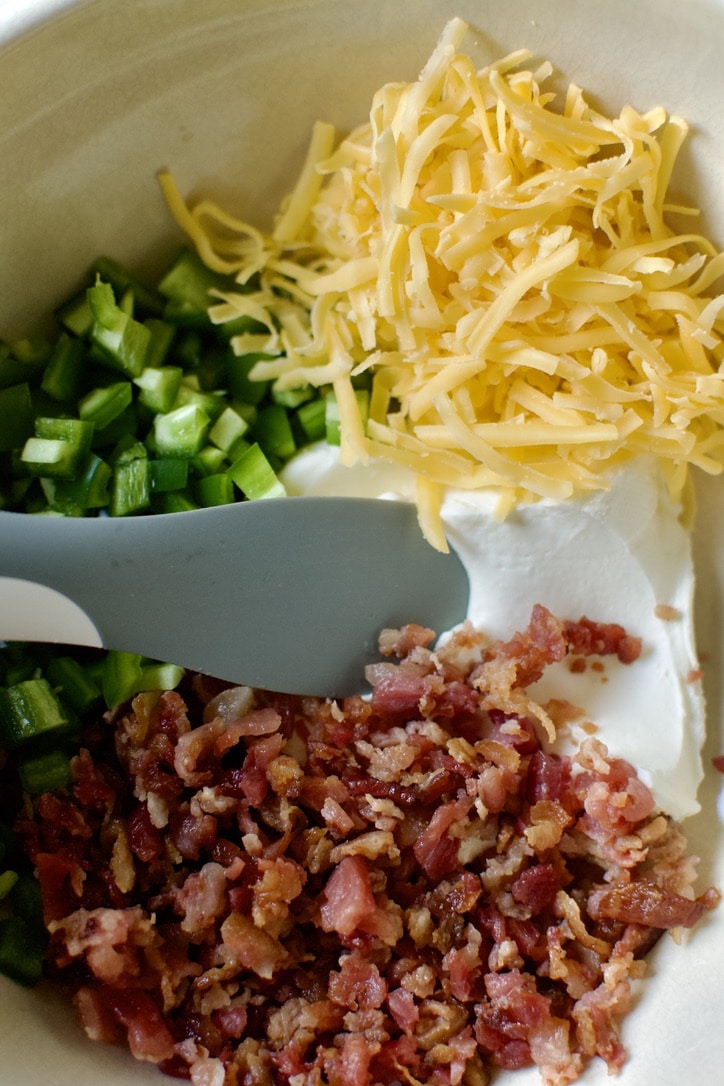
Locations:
0;678;71;750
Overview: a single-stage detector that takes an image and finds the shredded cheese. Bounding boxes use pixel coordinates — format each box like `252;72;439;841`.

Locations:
160;17;724;548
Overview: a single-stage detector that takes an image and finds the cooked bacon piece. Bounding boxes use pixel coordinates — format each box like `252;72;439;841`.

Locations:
387;986;419;1033
70;748;117;811
215;1003;248;1040
34;851;85;923
176;861;228;934
330;1030;378;1086
442;924;484;1002
321;855;378;938
220;911;288;979
74;986;123;1046
12;607;716;1086
563;616;642;664
328;952;387;1010
320;855;402;946
170;808;218;860
377;624;436;658
511;863;561;913
575;743;655;832
367;665;429;719
126;802;163;863
214;707;282;753
495;604;569;686
526;749;573;805
174;716;227;787
571;982;629;1073
587;880;708;929
412;797;471;879
94;988;175;1064
475;970;552;1070
233;733;284;807
48;906;159;983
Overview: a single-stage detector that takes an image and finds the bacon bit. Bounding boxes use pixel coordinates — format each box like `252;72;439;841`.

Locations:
74;986;123;1046
442;924;483;1001
176;862;228;934
215;1002;247;1040
555;892;611;957
213;707;282;754
543;698;585;729
70;749;116;811
563;616;642;665
576;743;655;832
378;623;436;658
219;912;288;978
495;604;568;686
202;684;255;725
587;880;708;929
526;750;572;805
48;906;159;984
34;851;85;923
328;952;387;1010
368;668;428;718
476;969;551;1068
524;800;572;851
321;795;356;835
252;857;305;932
99;988;175;1064
413;797;472;879
174;717;227;787
127;802;163;863
330;830;399;863
109;821;135;894
320;855;402;946
171;808;218;860
387;986;419;1034
572;982;629;1073
529;1016;583;1084
654;603;681;621
511;864;562;913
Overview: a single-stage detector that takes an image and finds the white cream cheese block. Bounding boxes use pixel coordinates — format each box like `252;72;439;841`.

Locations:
282;447;705;821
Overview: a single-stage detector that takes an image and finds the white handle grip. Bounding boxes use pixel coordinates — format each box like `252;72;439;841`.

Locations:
0;576;101;647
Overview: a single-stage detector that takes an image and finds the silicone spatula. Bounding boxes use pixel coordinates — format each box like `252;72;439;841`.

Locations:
0;497;469;696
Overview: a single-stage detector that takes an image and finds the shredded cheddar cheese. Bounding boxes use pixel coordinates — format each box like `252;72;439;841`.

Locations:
159;17;724;548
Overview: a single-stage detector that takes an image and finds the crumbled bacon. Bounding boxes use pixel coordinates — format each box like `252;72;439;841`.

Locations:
13;606;718;1085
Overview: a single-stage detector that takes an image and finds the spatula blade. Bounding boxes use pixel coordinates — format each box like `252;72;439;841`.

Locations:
0;498;469;696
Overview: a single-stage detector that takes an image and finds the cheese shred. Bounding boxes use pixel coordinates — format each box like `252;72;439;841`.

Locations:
160;17;724;547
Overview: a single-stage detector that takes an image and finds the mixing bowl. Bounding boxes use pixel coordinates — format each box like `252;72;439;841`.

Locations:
1;2;724;1084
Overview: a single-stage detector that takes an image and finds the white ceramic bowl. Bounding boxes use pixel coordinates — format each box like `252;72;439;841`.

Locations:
1;2;724;1085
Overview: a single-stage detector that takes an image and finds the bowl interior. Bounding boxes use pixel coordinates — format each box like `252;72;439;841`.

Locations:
1;2;724;1084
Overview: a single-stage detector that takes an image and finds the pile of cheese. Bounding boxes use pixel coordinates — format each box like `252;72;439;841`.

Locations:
160;16;724;548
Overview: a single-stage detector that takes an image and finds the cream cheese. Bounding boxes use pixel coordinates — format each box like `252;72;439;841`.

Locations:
282;447;705;821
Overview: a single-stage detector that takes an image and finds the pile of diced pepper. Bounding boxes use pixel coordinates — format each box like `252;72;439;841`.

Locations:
0;249;356;516
0;247;365;985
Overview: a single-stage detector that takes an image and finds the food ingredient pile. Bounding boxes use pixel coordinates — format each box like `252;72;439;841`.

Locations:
16;610;718;1085
161;16;724;546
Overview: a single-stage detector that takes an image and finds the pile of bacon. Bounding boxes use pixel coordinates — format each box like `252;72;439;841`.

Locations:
17;606;718;1086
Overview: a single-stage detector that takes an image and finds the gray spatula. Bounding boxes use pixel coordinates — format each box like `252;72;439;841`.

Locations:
0;498;469;696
